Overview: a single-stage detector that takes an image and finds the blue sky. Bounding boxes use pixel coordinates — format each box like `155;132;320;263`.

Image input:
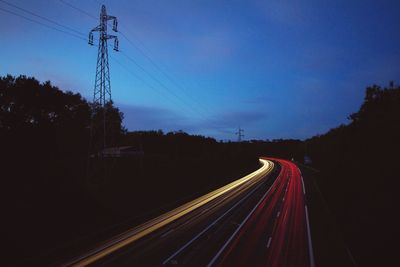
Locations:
1;0;400;140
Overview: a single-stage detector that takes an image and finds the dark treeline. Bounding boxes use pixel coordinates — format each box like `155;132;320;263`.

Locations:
0;75;91;158
0;75;125;158
122;129;304;160
306;83;400;266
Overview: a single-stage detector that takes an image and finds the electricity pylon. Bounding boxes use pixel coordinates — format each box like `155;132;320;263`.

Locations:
236;127;244;142
88;4;119;152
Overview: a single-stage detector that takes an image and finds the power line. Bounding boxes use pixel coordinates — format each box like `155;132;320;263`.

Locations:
109;28;229;129
119;46;236;132
59;0;97;20
0;6;87;42
119;31;215;115
112;54;237;135
119;51;207;118
110;55;195;116
118;33;239;132
58;0;219;119
0;0;87;38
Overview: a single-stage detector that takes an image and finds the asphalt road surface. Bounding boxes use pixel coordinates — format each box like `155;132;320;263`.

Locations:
65;158;314;267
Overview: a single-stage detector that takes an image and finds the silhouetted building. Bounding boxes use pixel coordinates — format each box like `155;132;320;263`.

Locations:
94;146;144;157
304;155;312;164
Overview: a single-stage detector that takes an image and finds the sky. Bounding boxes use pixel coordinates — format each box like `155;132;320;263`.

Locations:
1;0;400;140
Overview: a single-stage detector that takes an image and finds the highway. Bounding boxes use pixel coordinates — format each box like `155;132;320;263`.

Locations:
211;158;314;267
65;158;314;266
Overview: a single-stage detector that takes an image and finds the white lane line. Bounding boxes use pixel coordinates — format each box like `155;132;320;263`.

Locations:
304;205;315;267
267;236;272;248
161;176;268;265
276;211;280;218
200;208;210;214
206;171;281;267
301;176;306;195
161;229;174;238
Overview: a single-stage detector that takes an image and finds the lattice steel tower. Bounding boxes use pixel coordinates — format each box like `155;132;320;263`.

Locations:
89;4;118;106
236;127;244;142
88;5;119;150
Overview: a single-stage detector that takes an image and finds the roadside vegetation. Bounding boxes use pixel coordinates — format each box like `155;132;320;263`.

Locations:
306;82;400;266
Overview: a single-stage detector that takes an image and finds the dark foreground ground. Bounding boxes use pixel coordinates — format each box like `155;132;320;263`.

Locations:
3;153;259;266
298;163;356;267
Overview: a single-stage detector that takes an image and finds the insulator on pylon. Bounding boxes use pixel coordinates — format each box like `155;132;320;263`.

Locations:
88;32;94;45
114;38;119;51
113;19;118;32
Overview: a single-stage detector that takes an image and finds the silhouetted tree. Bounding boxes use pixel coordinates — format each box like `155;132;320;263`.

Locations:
0;75;92;157
0;75;90;131
0;75;126;157
306;82;400;266
90;101;126;152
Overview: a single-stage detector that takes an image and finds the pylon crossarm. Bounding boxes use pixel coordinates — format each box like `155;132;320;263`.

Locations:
91;25;101;32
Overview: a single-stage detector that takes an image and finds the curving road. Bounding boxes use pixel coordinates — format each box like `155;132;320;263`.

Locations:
65;158;314;267
210;158;314;267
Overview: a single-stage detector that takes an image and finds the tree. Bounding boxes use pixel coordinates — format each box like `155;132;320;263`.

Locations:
0;74;126;157
89;101;126;152
0;75;91;131
0;75;92;157
306;82;400;266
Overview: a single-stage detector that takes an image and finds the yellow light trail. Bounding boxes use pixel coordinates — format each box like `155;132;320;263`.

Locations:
68;159;274;267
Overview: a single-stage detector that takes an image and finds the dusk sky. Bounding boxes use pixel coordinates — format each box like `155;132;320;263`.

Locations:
1;0;400;140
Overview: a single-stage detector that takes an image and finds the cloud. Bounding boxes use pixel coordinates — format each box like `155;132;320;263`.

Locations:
119;104;190;132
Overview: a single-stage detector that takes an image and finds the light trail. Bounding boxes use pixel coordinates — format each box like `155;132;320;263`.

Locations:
212;159;313;267
67;159;274;267
161;165;275;265
207;163;283;267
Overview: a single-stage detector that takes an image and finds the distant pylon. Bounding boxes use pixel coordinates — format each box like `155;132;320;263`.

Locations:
88;4;119;150
236;127;244;142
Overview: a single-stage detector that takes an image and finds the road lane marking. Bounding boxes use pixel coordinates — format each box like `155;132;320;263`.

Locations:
161;229;174;238
304;205;315;267
200;208;210;214
161;173;271;265
301;175;306;195
267;236;272;248
206;167;282;267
